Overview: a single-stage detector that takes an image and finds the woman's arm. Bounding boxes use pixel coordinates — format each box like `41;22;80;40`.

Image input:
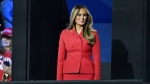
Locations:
92;31;101;80
57;31;66;80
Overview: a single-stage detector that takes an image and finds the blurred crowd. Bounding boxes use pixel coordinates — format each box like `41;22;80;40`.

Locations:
0;0;13;82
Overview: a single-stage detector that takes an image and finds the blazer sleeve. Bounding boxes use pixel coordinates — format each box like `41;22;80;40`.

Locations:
92;31;101;80
56;31;66;80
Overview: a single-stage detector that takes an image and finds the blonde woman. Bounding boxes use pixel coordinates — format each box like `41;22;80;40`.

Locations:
57;4;101;80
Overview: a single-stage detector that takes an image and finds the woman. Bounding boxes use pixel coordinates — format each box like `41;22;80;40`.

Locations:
0;28;12;81
57;4;101;80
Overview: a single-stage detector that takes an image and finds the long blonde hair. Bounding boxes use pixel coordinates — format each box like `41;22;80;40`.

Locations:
67;4;96;45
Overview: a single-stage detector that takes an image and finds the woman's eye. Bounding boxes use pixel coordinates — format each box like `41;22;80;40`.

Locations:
77;14;87;16
83;14;87;16
77;14;81;16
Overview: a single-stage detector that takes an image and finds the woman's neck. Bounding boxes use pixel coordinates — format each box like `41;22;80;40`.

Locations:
75;25;83;34
4;46;11;51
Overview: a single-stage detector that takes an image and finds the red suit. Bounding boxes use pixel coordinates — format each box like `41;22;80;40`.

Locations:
57;28;101;80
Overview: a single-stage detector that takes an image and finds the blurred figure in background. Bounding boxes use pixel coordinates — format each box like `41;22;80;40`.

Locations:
0;28;12;81
0;0;12;81
0;39;5;81
0;0;13;34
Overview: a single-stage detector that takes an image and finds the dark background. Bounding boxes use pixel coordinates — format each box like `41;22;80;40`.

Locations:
111;0;144;80
10;0;150;83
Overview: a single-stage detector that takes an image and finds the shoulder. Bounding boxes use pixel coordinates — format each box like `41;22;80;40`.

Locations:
61;28;74;34
60;28;69;37
60;29;68;35
61;28;69;32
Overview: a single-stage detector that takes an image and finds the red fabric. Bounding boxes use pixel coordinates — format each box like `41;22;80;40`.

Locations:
57;29;101;80
7;76;12;81
5;51;11;58
0;55;4;81
0;70;4;81
63;73;94;80
2;51;12;81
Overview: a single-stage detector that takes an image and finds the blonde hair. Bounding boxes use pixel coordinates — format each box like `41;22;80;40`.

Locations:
67;4;96;45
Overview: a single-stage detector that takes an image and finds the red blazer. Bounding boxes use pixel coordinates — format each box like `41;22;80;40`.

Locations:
57;28;101;80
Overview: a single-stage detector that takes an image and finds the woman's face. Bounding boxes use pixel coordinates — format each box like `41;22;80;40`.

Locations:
75;8;87;27
1;35;12;47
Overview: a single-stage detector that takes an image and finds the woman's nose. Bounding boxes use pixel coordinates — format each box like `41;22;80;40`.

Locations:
80;15;84;19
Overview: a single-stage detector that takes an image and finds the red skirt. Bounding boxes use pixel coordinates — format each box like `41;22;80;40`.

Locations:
63;73;94;80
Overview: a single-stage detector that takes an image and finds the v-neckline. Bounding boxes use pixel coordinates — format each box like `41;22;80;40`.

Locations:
76;28;83;35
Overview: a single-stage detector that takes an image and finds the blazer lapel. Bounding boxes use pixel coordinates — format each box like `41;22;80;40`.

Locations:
71;28;80;39
67;28;83;39
79;29;83;38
